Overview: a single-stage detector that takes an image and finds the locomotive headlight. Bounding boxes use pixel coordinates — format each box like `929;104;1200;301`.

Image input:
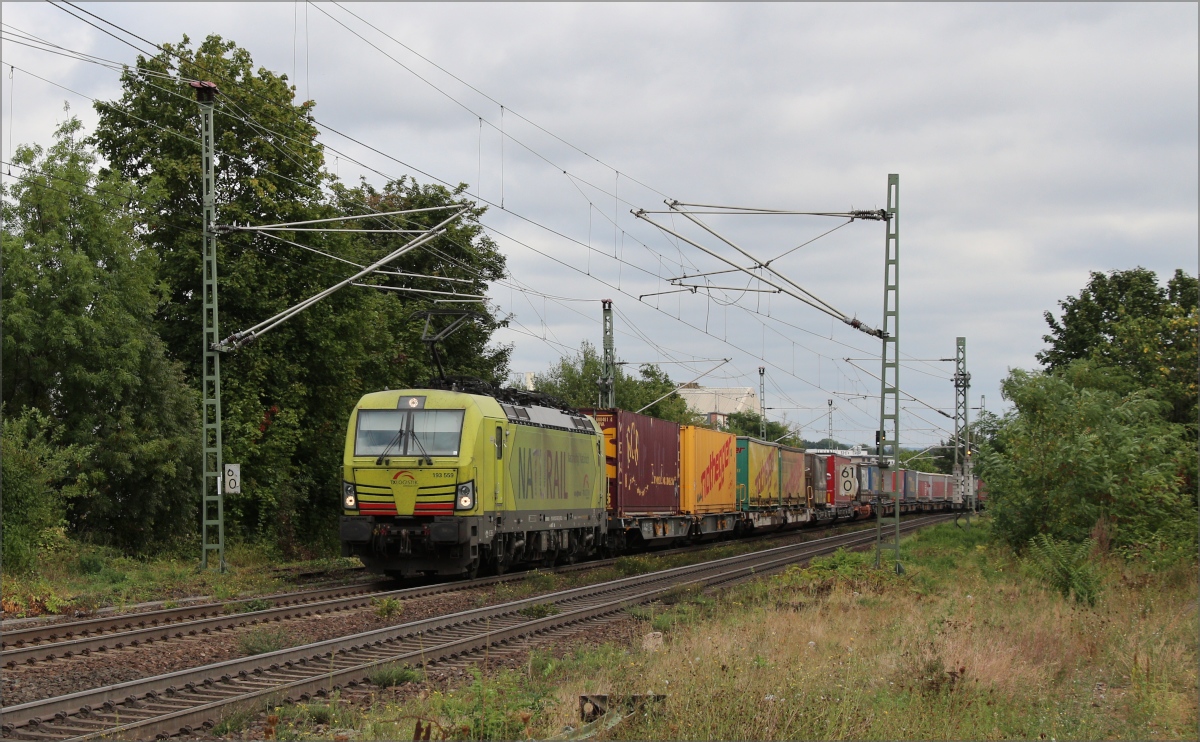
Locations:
343;482;358;510
455;481;476;511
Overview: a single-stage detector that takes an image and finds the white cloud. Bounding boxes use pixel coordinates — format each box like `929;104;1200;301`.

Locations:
2;1;1195;445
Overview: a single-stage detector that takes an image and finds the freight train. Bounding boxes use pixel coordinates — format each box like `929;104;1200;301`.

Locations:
339;387;983;579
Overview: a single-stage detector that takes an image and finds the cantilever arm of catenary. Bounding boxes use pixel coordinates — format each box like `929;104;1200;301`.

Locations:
212;208;468;351
218;205;465;231
670;205;862;327
632;210;885;340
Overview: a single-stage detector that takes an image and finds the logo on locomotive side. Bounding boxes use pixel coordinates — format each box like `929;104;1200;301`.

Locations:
515;447;570;501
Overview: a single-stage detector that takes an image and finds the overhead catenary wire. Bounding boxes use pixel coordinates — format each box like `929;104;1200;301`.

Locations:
8;14;952;444
214;208;468;350
6;151;946;445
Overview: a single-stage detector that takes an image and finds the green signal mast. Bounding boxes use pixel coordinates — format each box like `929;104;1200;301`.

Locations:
193;81;225;572
954;336;973;522
188;81;467;572
874;174;902;573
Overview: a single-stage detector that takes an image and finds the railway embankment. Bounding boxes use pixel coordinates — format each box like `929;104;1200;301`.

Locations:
234;517;1197;741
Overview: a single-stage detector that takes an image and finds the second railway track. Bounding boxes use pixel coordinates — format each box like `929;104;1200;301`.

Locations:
1;514;953;741
1;514;911;669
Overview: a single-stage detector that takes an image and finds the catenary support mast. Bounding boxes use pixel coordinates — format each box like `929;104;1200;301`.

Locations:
600;299;615;408
194;81;225;572
759;367;767;439
953;337;972;523
874;174;902;573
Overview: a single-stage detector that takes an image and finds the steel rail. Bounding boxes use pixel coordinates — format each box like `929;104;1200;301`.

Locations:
1;513;936;667
3;512;942;667
0;515;953;740
0;582;391;654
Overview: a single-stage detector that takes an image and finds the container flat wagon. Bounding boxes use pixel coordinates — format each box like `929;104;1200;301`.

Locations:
585;408;688;548
340;387;984;579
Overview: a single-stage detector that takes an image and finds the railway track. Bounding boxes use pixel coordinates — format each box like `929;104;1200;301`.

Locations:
1;514;918;669
0;514;953;741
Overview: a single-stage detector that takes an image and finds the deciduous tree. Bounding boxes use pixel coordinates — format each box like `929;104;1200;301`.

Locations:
2;119;198;552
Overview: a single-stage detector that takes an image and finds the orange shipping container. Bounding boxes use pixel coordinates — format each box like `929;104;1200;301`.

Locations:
680;426;737;514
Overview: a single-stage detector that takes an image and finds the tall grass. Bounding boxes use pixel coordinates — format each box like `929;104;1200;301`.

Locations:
535;518;1198;740
255;518;1197;740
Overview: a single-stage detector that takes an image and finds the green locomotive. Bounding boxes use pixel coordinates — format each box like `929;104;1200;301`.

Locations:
339;388;607;578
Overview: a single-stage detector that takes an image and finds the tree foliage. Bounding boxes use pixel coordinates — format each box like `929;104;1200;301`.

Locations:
533;342;697;423
0;410;90;572
980;267;1199;561
980;367;1193;555
86;35;509;553
2;119;199;553
1038;267;1198;428
723;410;802;446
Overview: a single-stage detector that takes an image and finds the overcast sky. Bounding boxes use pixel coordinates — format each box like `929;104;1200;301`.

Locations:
3;2;1196;447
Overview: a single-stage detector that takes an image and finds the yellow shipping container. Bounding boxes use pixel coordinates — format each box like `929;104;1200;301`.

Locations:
738;438;781;508
680;426;737;514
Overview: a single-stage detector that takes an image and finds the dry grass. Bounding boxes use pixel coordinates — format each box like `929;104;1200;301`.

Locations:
537;519;1198;740
251;519;1197;741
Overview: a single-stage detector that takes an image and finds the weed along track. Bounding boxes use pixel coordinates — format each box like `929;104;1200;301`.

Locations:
0;515;952;741
0;514;910;673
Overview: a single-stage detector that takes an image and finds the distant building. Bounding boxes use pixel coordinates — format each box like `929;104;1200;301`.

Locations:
675;383;760;428
509;372;537;391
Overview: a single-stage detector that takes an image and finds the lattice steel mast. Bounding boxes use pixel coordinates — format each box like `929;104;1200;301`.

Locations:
953;337;973;523
194;81;225;572
759;367;767;439
874;174;902;573
600;299;615;407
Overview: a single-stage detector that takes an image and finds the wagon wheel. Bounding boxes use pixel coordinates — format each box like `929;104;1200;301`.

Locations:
462;558;480;580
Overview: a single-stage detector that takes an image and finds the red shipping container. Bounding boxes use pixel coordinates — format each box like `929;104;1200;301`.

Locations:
583;409;680;515
916;472;933;500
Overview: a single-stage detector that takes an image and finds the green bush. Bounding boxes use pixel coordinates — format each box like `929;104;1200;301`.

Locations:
982;367;1193;553
523;570;557;591
1;409;88;574
1024;535;1103;606
76;553;105;575
373;597;403;619
614;555;656;576
235;598;272;613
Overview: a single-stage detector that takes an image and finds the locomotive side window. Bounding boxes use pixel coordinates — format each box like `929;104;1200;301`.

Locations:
495;425;504;459
355;409;465;457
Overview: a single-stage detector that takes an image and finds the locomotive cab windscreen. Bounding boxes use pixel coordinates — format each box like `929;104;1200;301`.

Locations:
355;408;465;459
